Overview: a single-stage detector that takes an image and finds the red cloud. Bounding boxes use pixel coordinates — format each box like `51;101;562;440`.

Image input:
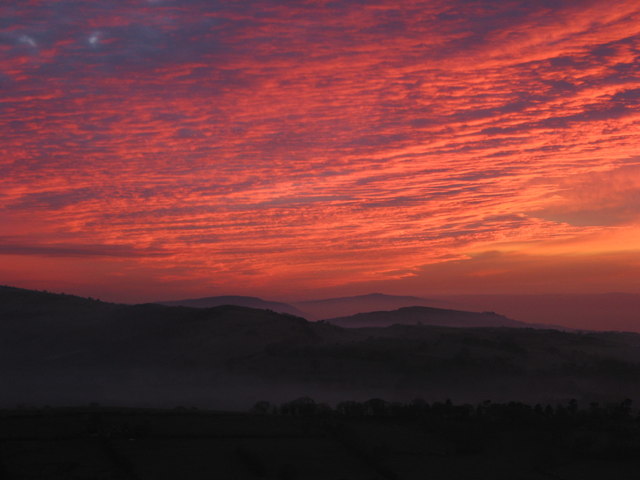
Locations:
2;0;640;302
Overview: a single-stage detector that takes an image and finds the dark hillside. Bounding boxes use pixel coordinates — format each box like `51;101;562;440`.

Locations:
326;305;529;328
0;285;115;320
293;293;455;319
3;286;640;408
159;295;306;317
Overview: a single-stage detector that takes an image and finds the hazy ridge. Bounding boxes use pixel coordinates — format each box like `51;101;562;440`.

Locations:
3;285;640;408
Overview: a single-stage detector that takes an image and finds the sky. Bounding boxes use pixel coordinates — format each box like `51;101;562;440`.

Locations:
1;0;640;303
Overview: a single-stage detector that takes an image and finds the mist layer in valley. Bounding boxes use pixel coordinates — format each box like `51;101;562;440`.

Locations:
3;285;640;410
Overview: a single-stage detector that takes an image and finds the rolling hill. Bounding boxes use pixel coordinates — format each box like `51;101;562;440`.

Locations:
293;293;456;319
430;293;640;332
3;285;640;408
157;295;306;317
325;305;532;328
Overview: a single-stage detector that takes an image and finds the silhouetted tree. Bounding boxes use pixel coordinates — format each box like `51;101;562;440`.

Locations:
251;401;272;415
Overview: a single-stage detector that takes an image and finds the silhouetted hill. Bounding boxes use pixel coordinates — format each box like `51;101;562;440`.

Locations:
0;293;347;370
158;295;306;317
293;293;455;319
0;284;115;320
325;305;531;328
3;286;640;408
431;293;640;332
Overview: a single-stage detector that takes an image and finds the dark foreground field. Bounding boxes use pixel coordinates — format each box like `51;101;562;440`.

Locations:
1;400;639;480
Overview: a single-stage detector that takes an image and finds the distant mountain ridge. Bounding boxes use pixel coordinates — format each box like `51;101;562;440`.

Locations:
158;295;306;317
4;285;640;408
326;305;532;329
429;293;640;332
157;292;448;321
293;293;456;320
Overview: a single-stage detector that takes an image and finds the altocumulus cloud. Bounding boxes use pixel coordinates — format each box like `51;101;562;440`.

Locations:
1;0;640;299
